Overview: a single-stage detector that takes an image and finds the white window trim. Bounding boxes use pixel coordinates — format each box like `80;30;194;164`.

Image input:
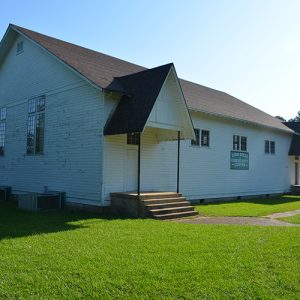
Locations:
191;128;211;148
233;134;247;152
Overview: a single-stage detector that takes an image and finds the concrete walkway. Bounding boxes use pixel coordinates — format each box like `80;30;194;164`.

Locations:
265;209;300;219
171;210;300;227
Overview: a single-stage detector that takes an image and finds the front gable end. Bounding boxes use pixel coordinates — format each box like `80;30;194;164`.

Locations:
147;66;195;140
104;64;195;140
0;26;86;103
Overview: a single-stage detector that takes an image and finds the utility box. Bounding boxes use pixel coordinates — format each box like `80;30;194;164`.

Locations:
18;192;64;212
0;186;12;201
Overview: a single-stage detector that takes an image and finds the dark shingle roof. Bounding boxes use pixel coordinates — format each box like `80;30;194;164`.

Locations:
283;122;300;155
288;135;300;155
283;122;300;134
104;64;173;135
8;24;293;133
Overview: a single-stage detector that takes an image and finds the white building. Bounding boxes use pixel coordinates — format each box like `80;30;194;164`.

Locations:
0;24;298;216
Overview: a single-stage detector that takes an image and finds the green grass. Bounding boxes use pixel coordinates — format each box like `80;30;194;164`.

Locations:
279;214;300;224
0;201;299;299
195;195;300;217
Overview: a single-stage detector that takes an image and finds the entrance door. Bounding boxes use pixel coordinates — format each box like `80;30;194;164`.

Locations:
295;162;299;185
125;149;138;192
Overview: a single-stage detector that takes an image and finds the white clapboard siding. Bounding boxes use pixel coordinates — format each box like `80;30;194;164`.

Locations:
103;110;293;203
0;33;104;205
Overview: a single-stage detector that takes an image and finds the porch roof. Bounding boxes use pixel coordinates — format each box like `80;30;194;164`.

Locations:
289;134;300;156
104;64;173;135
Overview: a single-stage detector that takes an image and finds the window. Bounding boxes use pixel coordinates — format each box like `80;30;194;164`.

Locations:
270;141;275;154
233;135;247;151
191;129;200;146
265;140;275;155
233;135;240;150
201;130;210;147
241;136;247;151
17;41;23;54
26;96;45;155
191;128;210;147
127;132;140;145
265;140;270;153
0;107;6;156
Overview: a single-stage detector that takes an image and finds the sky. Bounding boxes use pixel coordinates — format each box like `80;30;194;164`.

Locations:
0;0;299;120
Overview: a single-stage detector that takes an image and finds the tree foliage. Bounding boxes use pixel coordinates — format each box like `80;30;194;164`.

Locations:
288;111;300;122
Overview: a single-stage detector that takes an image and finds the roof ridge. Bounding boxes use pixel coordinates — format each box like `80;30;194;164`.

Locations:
3;24;293;133
10;24;146;72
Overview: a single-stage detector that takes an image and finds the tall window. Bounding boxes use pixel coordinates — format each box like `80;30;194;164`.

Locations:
233;135;247;151
265;140;275;154
27;96;45;155
0;107;6;156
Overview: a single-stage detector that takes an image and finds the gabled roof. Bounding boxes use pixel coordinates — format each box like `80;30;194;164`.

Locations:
104;64;173;135
0;24;294;133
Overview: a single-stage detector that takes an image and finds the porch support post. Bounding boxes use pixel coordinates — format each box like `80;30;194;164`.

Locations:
177;131;180;193
137;132;141;195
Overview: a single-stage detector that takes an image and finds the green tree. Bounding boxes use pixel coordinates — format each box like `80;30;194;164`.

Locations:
288;111;300;122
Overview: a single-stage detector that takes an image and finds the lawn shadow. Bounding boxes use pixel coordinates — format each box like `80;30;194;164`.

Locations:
201;195;300;206
0;201;122;241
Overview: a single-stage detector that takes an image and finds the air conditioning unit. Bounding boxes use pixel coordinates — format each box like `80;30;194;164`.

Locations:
18;192;64;212
0;186;12;201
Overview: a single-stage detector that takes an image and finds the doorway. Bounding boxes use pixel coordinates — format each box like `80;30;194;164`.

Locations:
125;148;138;192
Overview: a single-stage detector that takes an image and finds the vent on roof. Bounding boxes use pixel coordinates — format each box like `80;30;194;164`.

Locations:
17;41;23;55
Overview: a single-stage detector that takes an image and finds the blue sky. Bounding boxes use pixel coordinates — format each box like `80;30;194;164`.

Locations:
1;0;299;120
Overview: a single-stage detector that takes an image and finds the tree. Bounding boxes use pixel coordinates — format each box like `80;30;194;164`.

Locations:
275;116;286;122
288;111;300;122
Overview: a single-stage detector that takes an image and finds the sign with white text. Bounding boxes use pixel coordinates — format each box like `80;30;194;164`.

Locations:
230;151;249;170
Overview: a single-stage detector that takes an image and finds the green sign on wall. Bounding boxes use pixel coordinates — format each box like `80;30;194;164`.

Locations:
230;151;249;170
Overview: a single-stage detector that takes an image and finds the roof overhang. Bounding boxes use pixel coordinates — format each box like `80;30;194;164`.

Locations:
104;63;195;140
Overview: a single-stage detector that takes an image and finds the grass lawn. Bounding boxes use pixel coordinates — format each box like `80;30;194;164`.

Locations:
195;195;300;217
0;201;299;299
279;214;300;224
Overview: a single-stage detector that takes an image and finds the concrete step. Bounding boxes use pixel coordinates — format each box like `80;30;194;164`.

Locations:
149;206;195;216
153;210;198;220
142;197;186;205
144;201;191;210
138;192;182;200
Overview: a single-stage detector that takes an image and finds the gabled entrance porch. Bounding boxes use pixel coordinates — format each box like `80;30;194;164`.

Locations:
103;63;197;218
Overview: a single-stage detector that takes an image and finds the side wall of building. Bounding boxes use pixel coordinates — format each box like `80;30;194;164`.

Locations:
103;110;293;203
0;33;104;205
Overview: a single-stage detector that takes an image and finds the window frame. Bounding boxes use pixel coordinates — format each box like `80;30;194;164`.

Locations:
233;135;240;151
26;96;46;155
270;141;275;154
127;132;140;146
265;140;275;155
233;135;247;152
191;128;210;148
201;129;210;147
191;128;200;146
17;41;24;55
265;140;270;154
